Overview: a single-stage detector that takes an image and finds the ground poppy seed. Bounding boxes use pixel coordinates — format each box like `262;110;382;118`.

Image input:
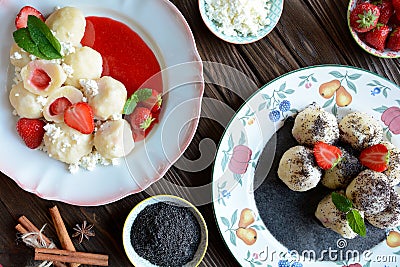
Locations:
130;201;201;267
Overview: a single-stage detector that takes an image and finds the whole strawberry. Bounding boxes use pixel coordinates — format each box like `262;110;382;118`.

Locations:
127;107;155;141
365;24;390;51
16;118;45;149
373;0;394;24
393;0;400;14
387;26;400;51
350;3;380;32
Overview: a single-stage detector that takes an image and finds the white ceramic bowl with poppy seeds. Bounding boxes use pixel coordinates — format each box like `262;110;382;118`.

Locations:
122;195;208;267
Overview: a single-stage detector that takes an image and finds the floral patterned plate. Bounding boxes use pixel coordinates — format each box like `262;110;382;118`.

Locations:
212;65;400;267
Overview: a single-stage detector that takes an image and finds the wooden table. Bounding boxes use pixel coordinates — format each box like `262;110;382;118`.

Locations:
1;0;399;266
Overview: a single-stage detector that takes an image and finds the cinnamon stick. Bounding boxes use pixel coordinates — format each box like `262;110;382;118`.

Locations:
16;219;68;267
35;248;108;266
49;206;80;267
18;216;52;245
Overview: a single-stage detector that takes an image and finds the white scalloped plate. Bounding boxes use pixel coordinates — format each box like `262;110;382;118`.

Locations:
0;0;204;206
212;65;400;267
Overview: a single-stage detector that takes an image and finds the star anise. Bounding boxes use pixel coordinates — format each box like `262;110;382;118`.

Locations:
72;220;95;244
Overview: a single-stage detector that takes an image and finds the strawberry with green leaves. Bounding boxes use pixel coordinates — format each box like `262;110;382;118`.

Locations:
365;23;391;51
359;144;390;172
128;107;155;141
16;118;45;149
350;2;380;32
137;89;162;113
387;26;400;51
313;142;342;170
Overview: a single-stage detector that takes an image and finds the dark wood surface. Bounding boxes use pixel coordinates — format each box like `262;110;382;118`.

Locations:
1;0;400;266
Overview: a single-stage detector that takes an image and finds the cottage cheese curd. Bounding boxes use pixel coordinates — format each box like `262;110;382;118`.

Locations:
204;0;271;37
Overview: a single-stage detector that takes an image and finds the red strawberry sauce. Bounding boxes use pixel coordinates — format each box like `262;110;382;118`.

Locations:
81;16;162;97
81;16;162;139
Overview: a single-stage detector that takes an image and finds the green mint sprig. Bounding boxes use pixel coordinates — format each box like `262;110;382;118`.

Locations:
13;15;62;60
123;88;153;115
331;192;366;237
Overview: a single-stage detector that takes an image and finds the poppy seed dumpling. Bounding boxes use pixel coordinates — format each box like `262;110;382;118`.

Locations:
321;146;364;189
366;188;400;229
346;169;391;214
292;104;339;146
382;141;400;186
339;112;383;151
277;145;322;191
315;193;362;239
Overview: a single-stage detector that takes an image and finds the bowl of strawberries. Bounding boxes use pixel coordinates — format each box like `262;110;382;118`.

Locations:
348;0;400;58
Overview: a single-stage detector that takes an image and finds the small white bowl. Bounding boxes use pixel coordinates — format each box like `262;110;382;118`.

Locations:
123;195;208;267
199;0;284;44
347;0;400;58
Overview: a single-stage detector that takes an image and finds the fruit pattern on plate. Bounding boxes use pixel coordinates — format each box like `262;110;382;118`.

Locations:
213;66;400;267
9;6;162;172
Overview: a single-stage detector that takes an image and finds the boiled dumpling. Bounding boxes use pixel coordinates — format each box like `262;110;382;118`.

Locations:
339;112;383;151
9;82;43;119
43;86;83;123
10;43;31;68
64;47;102;87
94;120;134;159
21;60;67;96
43;123;93;164
315;193;362;239
45;7;86;46
86;76;127;120
346;169;391;214
277;145;322;191
292;104;339;146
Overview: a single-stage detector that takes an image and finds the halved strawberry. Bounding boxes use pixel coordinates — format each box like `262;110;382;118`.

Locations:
127;107;155;141
16;118;45;149
49;97;72;116
313;141;342;170
15;6;45;29
359;144;390;172
64;102;94;134
365;24;391;51
350;3;380;32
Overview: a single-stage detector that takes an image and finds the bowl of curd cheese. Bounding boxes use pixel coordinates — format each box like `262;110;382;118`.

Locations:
199;0;284;44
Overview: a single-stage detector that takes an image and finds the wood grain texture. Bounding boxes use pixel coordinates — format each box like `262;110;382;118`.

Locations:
1;0;399;266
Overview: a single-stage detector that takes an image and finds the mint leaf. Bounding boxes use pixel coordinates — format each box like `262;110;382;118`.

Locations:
347;209;366;237
13;28;46;58
135;88;152;102
122;88;153;115
27;15;62;59
331;192;352;213
123;94;139;115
